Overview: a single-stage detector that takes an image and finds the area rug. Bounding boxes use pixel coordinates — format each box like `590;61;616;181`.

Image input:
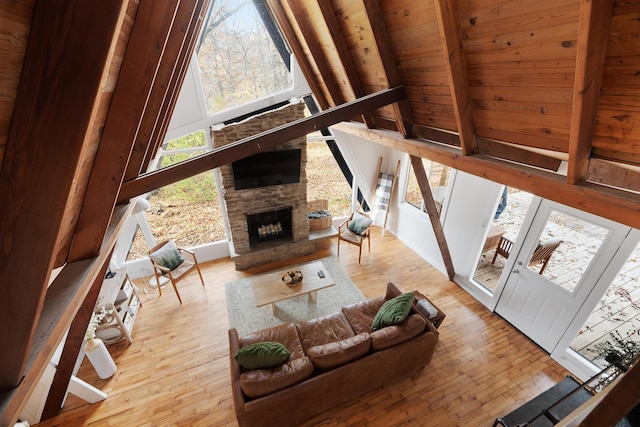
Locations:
225;257;365;336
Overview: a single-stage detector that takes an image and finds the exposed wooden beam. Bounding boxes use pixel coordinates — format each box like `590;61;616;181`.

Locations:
41;252;113;420
477;138;563;172
0;204;134;426
566;0;613;185
125;0;209;180
316;0;376;127
140;0;211;175
118;87;406;202
362;0;413;137
588;159;640;193
433;0;478;156
578;361;640;426
410;155;455;280
332;122;640;230
69;0;181;261
414;124;562;172
287;0;344;107
0;0;127;393
266;0;330;110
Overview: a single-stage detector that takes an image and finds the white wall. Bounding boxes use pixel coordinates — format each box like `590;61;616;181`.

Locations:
329;130;504;289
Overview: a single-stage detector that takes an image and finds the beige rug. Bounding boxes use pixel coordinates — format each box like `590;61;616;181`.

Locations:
225;257;365;336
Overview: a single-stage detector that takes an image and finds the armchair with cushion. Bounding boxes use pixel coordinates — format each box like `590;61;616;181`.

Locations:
337;211;373;263
148;240;205;303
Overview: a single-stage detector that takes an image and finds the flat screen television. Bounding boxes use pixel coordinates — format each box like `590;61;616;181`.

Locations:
232;149;301;190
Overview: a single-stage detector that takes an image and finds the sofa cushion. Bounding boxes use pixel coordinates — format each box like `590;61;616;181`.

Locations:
238;323;305;360
370;314;426;351
240;356;314;398
295;312;356;352
307;332;371;370
234;341;290;370
341;296;386;334
371;291;415;331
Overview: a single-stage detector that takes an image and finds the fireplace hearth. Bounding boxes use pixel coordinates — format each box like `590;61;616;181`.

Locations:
247;207;293;248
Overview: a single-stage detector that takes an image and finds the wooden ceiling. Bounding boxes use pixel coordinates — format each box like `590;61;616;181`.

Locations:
267;0;640;229
1;0;639;424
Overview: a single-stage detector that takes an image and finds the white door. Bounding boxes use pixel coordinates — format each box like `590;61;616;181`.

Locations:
495;200;630;353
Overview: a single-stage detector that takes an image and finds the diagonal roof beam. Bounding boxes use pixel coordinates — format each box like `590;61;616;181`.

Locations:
118;86;406;202
362;0;413;137
333;122;640;231
267;0;330;110
410;155;456;280
433;0;478;156
316;0;376;127
286;0;344;106
566;0;613;185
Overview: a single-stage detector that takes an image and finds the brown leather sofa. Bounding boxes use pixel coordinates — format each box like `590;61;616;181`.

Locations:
228;282;440;427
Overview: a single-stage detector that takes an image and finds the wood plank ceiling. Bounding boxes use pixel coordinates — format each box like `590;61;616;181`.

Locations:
0;0;639;424
267;0;640;229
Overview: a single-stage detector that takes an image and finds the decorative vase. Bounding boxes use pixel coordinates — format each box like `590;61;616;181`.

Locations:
84;338;117;379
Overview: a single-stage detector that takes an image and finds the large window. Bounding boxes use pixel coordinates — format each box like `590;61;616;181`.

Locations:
306;132;352;218
405;158;451;215
197;0;292;115
127;131;224;260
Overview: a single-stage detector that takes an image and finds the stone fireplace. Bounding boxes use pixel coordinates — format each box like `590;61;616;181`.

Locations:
213;100;321;269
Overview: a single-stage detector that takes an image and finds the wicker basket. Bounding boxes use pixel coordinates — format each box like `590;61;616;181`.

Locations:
308;199;332;231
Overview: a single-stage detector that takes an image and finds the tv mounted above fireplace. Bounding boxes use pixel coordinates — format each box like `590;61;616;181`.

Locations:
232;149;301;190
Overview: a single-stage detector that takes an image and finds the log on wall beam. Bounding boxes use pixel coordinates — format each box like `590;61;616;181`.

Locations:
332;122;640;231
0;0;127;392
566;0;613;185
362;0;413;137
433;0;478;156
69;0;182;262
409;155;455;280
118;86;407;201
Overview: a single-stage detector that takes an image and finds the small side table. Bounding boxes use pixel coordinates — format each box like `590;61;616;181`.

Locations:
414;291;446;329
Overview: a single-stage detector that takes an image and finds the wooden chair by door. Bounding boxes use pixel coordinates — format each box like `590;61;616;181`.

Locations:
492;237;563;274
148;240;205;303
337;212;372;263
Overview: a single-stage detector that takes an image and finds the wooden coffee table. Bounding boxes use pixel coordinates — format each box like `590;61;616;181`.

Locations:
251;260;335;315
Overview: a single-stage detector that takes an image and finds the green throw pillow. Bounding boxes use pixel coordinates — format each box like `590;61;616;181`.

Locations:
371;292;415;331
234;341;290;370
149;240;184;271
348;212;373;235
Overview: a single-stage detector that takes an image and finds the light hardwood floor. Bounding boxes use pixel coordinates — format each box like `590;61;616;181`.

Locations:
35;228;570;426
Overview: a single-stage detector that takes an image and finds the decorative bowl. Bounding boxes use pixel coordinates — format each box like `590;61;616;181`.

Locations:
282;270;303;287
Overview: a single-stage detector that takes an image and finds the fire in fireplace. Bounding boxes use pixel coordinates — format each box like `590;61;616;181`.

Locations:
246;207;293;248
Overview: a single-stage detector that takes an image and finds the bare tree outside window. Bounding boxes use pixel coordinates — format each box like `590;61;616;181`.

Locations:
197;0;292;114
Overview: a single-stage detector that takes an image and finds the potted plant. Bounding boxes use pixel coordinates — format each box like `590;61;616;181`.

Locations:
84;307;117;379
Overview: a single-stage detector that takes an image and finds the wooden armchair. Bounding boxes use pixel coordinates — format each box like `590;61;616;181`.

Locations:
148;240;205;303
337;212;372;264
492;237;563;274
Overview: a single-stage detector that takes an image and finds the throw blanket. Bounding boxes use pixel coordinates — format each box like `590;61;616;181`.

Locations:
372;172;394;224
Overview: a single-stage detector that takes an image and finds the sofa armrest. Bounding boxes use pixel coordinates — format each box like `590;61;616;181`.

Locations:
229;329;247;416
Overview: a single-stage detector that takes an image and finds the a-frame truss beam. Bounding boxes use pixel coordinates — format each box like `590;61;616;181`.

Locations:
332;122;640;231
433;0;478;156
409;156;456;280
566;0;613;185
362;0;413;137
118;86;407;202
